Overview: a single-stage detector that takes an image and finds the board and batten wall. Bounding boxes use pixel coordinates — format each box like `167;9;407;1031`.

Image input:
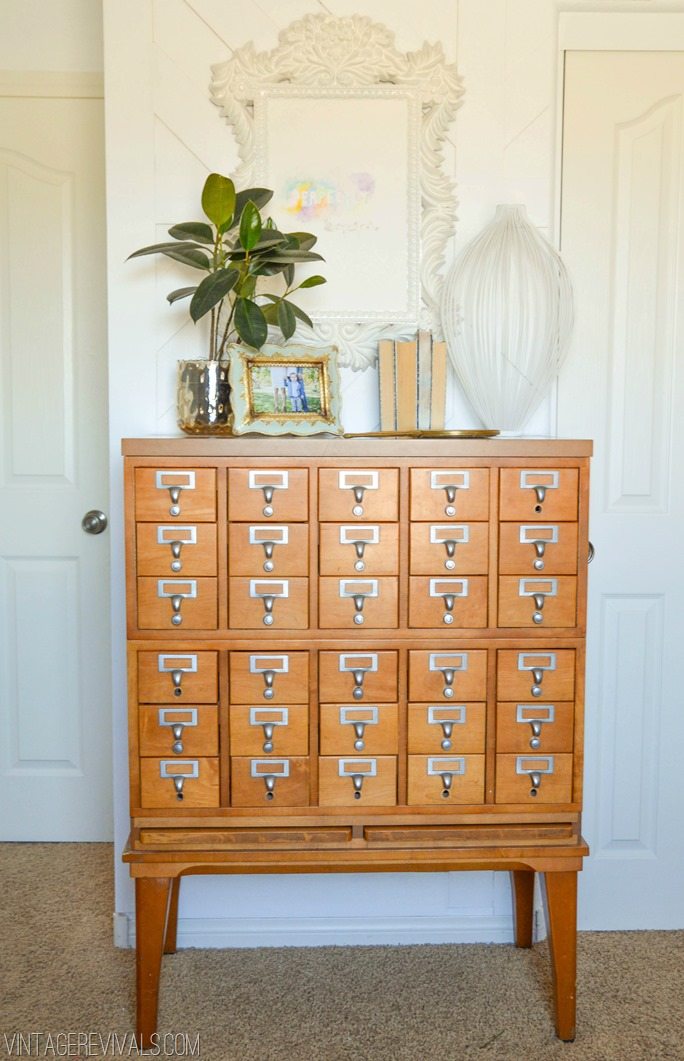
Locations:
103;0;565;947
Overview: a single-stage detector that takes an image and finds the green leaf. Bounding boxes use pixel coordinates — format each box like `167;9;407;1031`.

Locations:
277;300;297;340
298;275;326;289
168;222;214;244
127;241;204;259
262;302;279;326
252;232;286;249
166;286;197;304
201;173;236;229
249;262;289;277
162;247;212;270
189;268;239;322
287;231;318;251
234;297;268;349
239;201;262;251
232;187;273;225
283;264;295;287
288;301;314;330
237;274;256;298
261;250;324;263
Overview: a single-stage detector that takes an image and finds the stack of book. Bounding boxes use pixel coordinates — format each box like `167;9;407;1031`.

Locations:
378;330;447;432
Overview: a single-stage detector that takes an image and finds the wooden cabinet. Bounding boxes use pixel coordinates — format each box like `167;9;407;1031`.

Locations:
122;438;591;1046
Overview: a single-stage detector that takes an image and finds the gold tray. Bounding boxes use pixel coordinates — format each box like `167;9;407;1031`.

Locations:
343;429;500;439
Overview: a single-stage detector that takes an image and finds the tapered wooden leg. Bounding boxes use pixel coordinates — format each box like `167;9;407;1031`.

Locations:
541;870;578;1042
163;877;181;954
135;877;172;1049
510;870;535;948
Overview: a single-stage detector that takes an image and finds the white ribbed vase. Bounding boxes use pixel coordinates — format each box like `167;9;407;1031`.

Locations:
441;205;574;431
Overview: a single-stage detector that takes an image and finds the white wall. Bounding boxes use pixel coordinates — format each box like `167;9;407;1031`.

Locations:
0;0;102;72
103;0;567;947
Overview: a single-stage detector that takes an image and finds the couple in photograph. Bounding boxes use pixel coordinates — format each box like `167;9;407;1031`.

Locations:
270;366;309;413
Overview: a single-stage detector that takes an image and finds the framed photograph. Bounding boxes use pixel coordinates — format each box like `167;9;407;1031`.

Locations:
229;344;343;436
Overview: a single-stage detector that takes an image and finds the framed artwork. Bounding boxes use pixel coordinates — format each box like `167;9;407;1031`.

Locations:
210;13;462;370
229;344;343;436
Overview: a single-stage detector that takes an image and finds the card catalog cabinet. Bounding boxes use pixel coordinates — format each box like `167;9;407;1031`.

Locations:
122;438;591;1046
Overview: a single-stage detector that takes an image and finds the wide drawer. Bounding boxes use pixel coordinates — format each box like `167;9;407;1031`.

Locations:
318;756;396;806
409;522;488;575
496;701;574;754
495;753;573;804
138;704;218;757
319;651;398;702
139;757;220;808
410;468;489;521
499;468;579;521
228;468;308;522
318;468;398;521
138;651;218;703
137;577;217;630
230;757;310;807
407;702;486;754
498;522;578;575
319;577;398;629
135;468;216;522
319;523;399;576
229;704;308;756
498;576;577;628
497;649;575;701
229;651;309;704
228;577;308;629
407;754;485;805
228;523;308;576
408;650;487;701
136;523;217;576
319;703;398;755
408;576;487;628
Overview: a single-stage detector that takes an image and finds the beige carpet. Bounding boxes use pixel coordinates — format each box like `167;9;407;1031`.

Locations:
0;844;682;1061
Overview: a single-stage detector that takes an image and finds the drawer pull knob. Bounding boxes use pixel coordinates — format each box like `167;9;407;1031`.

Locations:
171;671;183;695
171;724;185;754
338;471;379;518
440;720;453;751
263;671;275;698
444;539;456;569
532;593;545;625
173;776;185;800
251;757;289;800
262;722;275;754
261;596;275;625
528;770;542;797
338;654;379;701
248;471;289;518
170;594;183;626
529;720;542;749
354;540;367;572
516;755;554;796
427;756;465;798
518;579;557;625
338;757;377;799
339;706;378;751
170;540;183;572
353;670;366;698
168;486;182;516
160;759;198;799
430;471;470;516
262;540;276;572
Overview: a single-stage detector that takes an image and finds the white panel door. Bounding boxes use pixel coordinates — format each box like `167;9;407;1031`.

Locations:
0;92;112;839
560;51;684;927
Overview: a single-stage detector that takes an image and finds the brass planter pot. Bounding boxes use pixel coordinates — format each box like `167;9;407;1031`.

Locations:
177;359;232;435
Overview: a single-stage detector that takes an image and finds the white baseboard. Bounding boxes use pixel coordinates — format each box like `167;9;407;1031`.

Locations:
117;913;516;949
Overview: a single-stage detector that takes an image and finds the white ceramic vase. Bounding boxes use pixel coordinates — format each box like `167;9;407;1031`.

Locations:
441;204;574;431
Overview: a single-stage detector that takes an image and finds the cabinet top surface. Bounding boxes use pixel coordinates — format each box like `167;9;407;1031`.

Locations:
122;436;593;458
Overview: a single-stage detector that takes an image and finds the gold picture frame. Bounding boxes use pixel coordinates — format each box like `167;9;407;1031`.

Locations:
228;344;344;436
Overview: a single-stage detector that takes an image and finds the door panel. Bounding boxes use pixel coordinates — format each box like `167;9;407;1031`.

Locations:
0;94;111;839
560;51;684;927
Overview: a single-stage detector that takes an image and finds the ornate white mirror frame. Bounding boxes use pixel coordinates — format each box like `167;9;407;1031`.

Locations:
210;14;463;370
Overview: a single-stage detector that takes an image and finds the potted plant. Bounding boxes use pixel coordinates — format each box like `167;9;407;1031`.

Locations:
129;172;326;434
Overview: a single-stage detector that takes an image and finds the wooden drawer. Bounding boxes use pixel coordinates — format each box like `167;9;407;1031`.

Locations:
407;702;486;754
499;468;579;521
495;753;573;804
498;522;578;575
135;468;216;522
318;468;398;521
408;576;487;628
230;757;310;807
137;577;217;630
228;577;308;629
139;757;220;808
138;651;218;703
228;523;308;576
319;577;398;629
319;651;398;702
228;468;308;522
229;651;309;704
496;701;574;754
319;703;398;755
408;650;487;701
319;523;399;576
497;650;575;701
409;522;488;575
138;704;218;757
318;756;396;806
498;576;577;628
136;523;217;576
410;468;489;521
229;704;308;756
407;754;485;805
